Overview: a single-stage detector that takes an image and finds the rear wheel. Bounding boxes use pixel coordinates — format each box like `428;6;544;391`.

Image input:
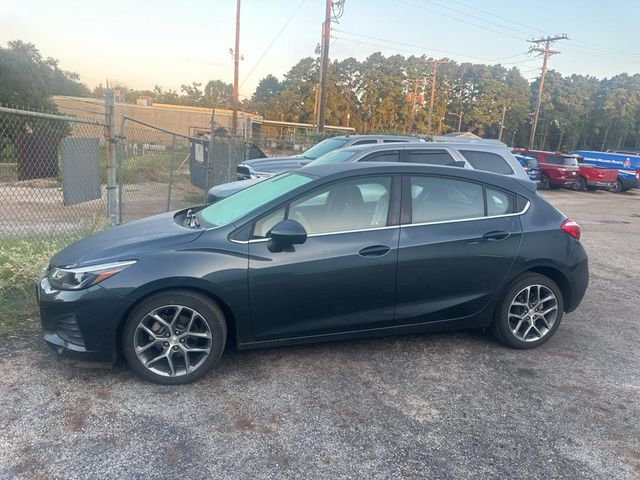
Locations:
492;274;564;349
576;177;587;191
611;180;623;193
539;174;550;190
122;290;227;384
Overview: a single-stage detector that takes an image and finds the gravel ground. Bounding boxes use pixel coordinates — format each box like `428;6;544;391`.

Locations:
0;189;639;479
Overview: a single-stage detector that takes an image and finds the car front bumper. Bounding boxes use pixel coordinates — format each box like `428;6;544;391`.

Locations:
37;277;134;364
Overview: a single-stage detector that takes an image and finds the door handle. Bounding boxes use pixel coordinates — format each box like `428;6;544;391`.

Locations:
358;245;391;257
482;231;510;241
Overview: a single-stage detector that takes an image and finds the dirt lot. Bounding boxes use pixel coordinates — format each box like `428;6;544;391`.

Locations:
0;189;638;479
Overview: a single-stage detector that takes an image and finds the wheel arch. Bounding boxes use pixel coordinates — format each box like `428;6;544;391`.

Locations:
115;279;239;356
521;266;573;312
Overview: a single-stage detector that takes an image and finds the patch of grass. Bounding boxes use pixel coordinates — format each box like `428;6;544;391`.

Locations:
0;216;109;334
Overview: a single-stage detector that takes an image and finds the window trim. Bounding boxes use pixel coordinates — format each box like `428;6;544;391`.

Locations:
401;174;528;226
401;201;530;229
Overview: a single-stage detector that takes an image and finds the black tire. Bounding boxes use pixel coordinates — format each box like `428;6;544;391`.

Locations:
586;185;597;192
611;180;623;193
576;177;587;191
492;273;564;349
122;290;227;385
539;174;550;190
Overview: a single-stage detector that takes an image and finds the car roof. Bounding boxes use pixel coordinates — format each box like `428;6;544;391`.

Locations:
300;162;536;194
339;141;512;153
330;134;423;141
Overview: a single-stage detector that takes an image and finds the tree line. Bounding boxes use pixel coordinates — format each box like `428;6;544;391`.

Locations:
2;41;640;151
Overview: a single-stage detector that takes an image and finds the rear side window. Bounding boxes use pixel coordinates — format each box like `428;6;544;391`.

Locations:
459;150;514;174
383;139;411;143
351;139;378;145
360;151;400;163
410;177;484;223
406;149;456;166
486;188;515;216
408;176;519;224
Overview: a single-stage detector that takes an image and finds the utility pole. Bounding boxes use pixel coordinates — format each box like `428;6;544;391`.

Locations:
316;0;345;133
316;0;332;133
528;34;567;149
231;0;241;136
498;104;507;142
426;58;447;135
408;78;423;133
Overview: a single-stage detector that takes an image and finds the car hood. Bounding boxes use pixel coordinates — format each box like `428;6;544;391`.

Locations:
243;155;309;173
208;178;262;200
50;210;204;268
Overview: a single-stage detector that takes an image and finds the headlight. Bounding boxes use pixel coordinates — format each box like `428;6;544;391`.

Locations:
47;260;136;291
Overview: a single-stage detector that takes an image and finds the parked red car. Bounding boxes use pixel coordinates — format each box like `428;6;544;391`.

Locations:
513;149;580;189
575;163;618;191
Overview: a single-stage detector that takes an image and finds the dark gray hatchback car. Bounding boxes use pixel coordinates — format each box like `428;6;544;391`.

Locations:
39;162;588;384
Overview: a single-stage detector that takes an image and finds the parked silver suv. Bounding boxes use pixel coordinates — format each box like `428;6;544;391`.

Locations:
236;134;424;180
207;142;529;203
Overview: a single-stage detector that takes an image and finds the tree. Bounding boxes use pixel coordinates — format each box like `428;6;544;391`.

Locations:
203;80;233;108
0;40;87;110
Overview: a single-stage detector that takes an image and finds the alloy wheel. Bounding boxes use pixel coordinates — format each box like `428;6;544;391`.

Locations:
508;285;558;342
133;305;212;377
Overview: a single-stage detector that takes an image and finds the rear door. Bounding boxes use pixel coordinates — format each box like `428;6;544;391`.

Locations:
395;175;523;325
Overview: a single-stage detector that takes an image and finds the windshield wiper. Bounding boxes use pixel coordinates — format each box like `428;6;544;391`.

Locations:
185;209;200;228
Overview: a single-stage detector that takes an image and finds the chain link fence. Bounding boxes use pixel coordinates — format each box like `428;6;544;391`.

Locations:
0;106;109;246
0;106;296;245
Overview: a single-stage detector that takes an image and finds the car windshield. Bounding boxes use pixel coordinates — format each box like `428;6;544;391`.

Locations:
308;149;359;165
562;157;579;167
199;173;312;226
526;157;538;168
302;137;350;159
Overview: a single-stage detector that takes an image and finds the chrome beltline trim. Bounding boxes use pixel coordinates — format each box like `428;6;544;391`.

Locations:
229;201;530;244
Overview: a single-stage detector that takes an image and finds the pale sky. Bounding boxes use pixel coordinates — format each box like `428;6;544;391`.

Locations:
2;0;639;99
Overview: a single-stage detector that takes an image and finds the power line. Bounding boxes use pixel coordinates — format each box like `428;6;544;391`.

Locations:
334;29;530;64
396;0;526;41
239;0;308;88
446;0;640;58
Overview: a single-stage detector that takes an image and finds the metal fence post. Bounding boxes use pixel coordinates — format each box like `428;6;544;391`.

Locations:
167;134;176;211
104;90;116;225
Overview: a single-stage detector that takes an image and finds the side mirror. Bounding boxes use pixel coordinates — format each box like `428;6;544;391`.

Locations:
268;219;307;251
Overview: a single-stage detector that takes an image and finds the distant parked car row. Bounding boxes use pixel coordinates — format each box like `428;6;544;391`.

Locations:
514;148;640;193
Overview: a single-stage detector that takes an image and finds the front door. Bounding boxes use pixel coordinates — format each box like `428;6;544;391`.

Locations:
395;175;522;325
248;175;400;341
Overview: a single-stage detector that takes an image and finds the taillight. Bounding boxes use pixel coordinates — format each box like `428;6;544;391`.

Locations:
561;218;581;240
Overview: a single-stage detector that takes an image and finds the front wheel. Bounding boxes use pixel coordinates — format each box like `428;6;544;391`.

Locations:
122;290;227;384
492;274;564;349
576;177;587;191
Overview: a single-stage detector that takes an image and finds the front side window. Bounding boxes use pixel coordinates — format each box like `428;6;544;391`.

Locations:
199;173;311;226
310;149;359;165
459;150;514;174
301;137;350;159
410;177;484;223
288;177;392;235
